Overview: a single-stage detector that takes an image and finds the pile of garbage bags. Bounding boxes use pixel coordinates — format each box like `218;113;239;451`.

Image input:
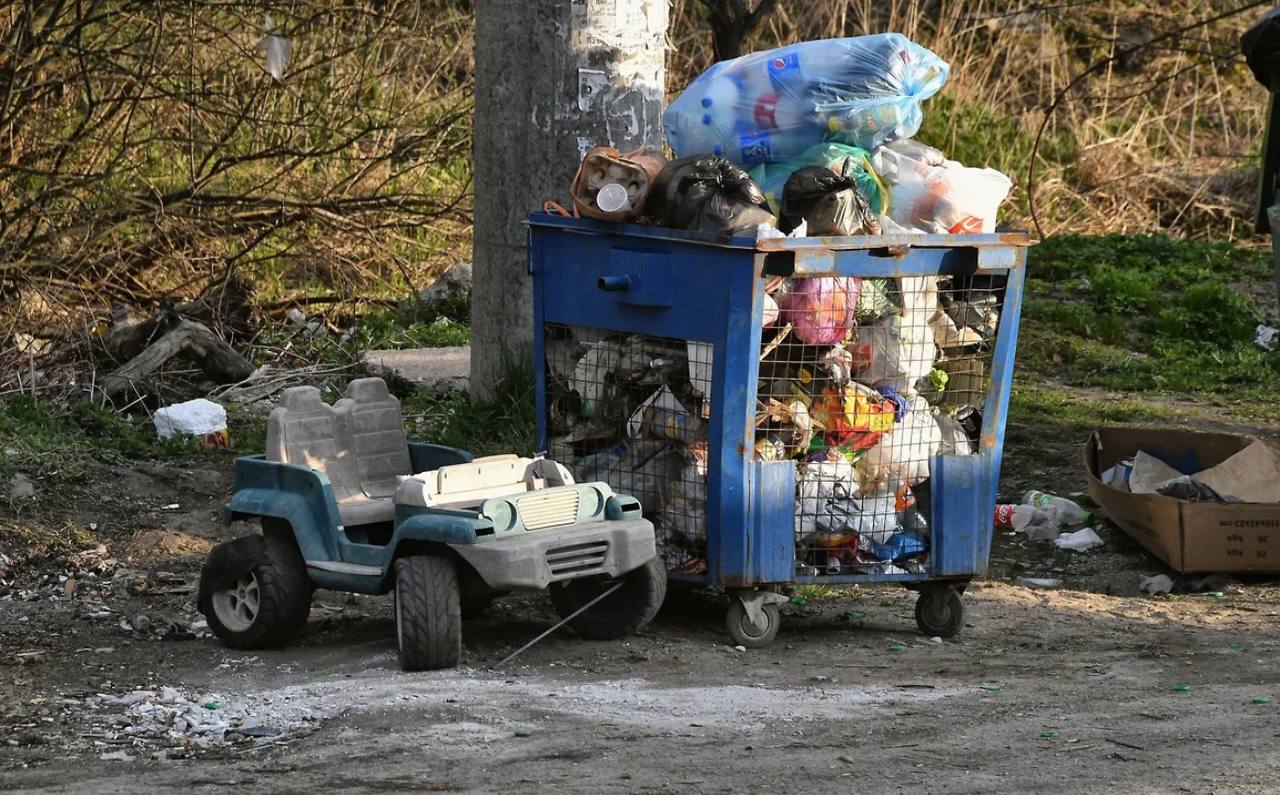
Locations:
568;34;1011;239
550;34;1011;576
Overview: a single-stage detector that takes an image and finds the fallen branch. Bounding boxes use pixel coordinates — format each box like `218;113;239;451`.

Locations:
100;316;254;398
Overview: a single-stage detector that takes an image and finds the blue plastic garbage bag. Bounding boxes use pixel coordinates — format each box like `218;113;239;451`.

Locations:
871;531;927;563
664;34;949;165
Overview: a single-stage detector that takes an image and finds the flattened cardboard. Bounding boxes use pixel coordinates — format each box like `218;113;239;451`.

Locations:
1083;427;1280;574
1194;441;1280;503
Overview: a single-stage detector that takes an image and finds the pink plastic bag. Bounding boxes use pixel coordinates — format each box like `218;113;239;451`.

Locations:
777;277;862;345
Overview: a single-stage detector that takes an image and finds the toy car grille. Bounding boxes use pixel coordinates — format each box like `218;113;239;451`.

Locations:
518;489;581;530
545;540;609;578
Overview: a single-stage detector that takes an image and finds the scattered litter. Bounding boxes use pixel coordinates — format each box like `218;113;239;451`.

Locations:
1139;574;1174;596
1014;577;1061;589
733;645;746;653
1251;696;1270;705
889;643;907;653
1171;684;1191;693
92;686;316;748
8;473;36;501
979;683;1001;692
152;398;229;448
1040;731;1058;739
1053;527;1103;553
514;730;533;738
99;750;134;762
1256;324;1279;351
1231;643;1246;651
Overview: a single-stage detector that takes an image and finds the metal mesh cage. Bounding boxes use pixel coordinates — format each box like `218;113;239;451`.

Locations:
764;273;1002;578
542;270;1004;579
543;325;713;574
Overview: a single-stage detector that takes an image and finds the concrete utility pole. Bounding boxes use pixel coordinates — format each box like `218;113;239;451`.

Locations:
471;0;668;400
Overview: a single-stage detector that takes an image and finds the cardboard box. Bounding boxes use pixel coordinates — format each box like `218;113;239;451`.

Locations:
1084;427;1280;574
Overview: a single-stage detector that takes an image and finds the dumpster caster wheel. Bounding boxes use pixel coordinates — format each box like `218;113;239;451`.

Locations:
726;599;781;648
915;586;964;639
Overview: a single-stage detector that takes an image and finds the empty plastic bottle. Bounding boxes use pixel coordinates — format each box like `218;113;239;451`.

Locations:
1022;491;1093;525
994;504;1055;532
993;504;1062;542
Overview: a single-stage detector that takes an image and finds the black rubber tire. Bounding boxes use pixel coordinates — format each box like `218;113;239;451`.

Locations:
461;594;496;621
915;586;965;639
394;555;462;671
548;555;667;640
199;533;313;650
725;599;781;648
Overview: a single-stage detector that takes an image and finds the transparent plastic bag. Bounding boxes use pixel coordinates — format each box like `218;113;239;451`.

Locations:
664;34;949;165
860;396;941;485
871;140;1012;234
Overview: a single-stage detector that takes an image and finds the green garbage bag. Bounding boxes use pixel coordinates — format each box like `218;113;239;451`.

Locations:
749;142;887;217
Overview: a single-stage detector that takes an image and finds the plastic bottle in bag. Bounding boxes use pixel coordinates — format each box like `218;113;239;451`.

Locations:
664;35;949;164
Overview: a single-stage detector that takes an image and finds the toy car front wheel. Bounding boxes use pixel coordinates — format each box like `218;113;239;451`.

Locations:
200;534;312;649
548;555;667;640
394;554;462;671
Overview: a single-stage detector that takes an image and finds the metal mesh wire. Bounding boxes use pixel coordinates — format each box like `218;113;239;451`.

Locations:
542;271;1004;579
544;325;713;574
766;274;1001;577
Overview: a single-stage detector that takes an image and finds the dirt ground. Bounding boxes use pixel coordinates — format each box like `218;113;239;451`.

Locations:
4;416;1280;794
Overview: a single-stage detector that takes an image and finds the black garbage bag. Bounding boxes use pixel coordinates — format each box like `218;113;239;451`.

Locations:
1243;6;1280;90
644;155;776;237
778;159;879;236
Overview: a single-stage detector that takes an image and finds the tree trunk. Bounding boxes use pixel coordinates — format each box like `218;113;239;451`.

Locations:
470;0;667;400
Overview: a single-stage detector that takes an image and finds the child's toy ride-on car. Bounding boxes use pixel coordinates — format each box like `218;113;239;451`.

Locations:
197;377;665;670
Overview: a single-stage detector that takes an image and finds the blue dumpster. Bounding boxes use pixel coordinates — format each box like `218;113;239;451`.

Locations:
529;211;1031;645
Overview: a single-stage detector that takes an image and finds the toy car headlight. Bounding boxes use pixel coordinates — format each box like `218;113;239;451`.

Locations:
579;486;604;518
485;500;518;532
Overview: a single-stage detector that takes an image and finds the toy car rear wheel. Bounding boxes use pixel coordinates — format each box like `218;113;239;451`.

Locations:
394;554;462;671
200;534;312;650
914;585;964;639
725;600;781;648
548;555;667;640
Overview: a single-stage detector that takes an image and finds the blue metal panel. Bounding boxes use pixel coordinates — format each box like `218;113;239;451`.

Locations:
979;262;1027;556
603;249;674;307
705;251;767;586
930;454;990;576
743;461;796;583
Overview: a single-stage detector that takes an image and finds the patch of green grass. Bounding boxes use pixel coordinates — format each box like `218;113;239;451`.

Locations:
0;396;260;488
1019;234;1280;403
401;367;537;458
259;297;471;367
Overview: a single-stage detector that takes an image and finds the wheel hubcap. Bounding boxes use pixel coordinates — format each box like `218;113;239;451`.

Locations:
212;573;260;632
